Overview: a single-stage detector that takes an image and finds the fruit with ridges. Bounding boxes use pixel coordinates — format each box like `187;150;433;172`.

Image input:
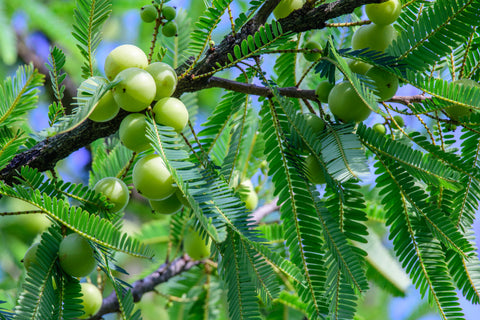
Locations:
348;60;371;75
184;227;211;260
162;21;177;37
145;62;178;100
112;67;156;112
162;6;176;20
88;90;120;122
352;24;396;52
238;179;258;210
315;81;334;103
373;123;386;135
78;283;103;319
149;192;183;215
119;113;151;153
175;189;190;207
94;177;129;213
365;66;399;101
104;44;148;80
153;97;189;133
23;242;40;272
59;233;96;277
328;82;371;123
140;5;158;23
133;154;175;200
303;41;322;62
365;0;402;25
393;115;405;127
273;0;304;20
303;113;325;133
305;154;325;184
444;79;480;120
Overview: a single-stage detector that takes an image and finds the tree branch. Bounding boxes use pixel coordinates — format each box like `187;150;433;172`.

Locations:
89;255;201;320
207;76;318;100
0;0;385;184
279;0;386;33
388;94;428;105
252;197;280;224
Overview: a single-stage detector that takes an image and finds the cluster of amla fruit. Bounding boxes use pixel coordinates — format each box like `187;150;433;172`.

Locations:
82;43;188;216
23;233;103;318
293;1;405;181
140;2;178;37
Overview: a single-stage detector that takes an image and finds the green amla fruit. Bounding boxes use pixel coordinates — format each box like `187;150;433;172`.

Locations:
141;5;158;23
162;6;176;21
162;21;177;37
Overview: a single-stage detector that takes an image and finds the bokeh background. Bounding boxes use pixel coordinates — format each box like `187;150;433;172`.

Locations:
0;0;479;319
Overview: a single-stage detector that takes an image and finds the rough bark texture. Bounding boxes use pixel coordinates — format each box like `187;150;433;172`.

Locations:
89;255;201;320
0;0;385;185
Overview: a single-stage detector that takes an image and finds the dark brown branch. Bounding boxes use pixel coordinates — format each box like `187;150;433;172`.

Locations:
251;0;282;29
0;0;384;185
207;76;318;100
279;0;386;33
0;110;129;185
89;255;201;320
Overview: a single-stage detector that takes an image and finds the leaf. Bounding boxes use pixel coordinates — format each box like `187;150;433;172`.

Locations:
0;168;153;259
391;0;480;71
0;127;26;171
41;76;115;136
0;64;44;127
72;0;112;78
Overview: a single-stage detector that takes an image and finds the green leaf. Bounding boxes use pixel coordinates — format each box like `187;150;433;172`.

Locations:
0;127;26;171
0;64;44;127
391;0;480;71
72;0;112;78
0;169;153;259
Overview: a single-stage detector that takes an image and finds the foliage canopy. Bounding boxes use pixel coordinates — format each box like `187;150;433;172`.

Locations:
1;0;480;319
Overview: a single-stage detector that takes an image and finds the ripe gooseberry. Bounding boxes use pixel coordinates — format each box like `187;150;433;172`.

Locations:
365;0;402;25
78;283;103;319
112;67;156;112
273;0;304;20
184;227;211;260
303;41;322;62
149;192;183;215
140;5;158;23
162;6;176;20
145;62;178;100
373;123;387;135
162;21;177;37
93;177;129;213
58;233;96;278
315;80;334;103
153;97;189;133
133;154;175;200
352;24;396;52
104;44;148;80
393;115;405;127
348;60;372;75
238;179;258;210
88;90;120;122
444;79;480;120
365;66;399;101
328;82;371;123
23;242;40;272
305;154;326;184
119;113;151;153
